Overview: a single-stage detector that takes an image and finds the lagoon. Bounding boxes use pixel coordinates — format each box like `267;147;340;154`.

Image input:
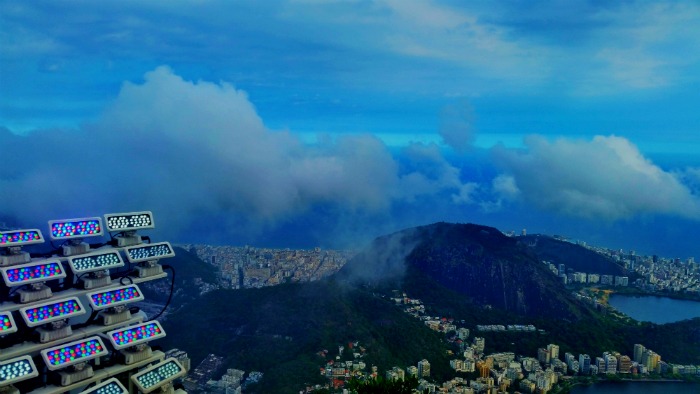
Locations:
608;295;700;324
570;381;700;393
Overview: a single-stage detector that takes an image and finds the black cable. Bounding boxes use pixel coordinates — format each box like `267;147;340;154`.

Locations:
8;285;22;298
148;264;175;322
73;307;101;329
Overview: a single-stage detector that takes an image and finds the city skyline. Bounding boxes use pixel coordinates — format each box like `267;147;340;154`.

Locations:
2;1;700;257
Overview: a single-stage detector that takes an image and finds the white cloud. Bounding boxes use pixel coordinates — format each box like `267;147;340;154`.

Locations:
0;67;480;238
398;142;477;205
438;100;474;152
492;135;700;220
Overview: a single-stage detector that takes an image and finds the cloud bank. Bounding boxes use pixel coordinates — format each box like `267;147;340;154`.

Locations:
0;67;477;240
493;135;700;220
3;67;700;248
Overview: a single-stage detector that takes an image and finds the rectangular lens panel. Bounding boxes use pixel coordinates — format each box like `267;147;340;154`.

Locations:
0;260;66;287
0;229;44;247
48;217;103;240
86;284;144;310
68;249;124;274
0;312;17;336
41;336;106;370
131;358;185;393
107;321;165;350
79;377;128;394
104;212;154;232
19;297;86;327
0;355;38;386
124;242;174;263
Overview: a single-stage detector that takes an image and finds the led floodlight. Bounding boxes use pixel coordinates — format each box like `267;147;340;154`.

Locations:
79;377;128;394
0;259;66;287
0;229;44;248
19;297;86;327
41;336;106;371
107;321;166;350
124;242;175;263
0;356;39;387
131;358;185;393
0;312;17;336
86;284;144;310
68;249;124;274
0;229;43;266
104;212;154;232
48;217;103;240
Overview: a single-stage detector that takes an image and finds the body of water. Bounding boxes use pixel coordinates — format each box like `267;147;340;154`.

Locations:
570;381;700;393
608;294;700;324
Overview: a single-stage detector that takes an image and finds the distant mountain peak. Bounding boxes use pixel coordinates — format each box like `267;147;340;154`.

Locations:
340;222;586;319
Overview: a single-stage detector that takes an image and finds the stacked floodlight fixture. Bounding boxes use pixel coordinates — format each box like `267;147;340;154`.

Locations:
125;242;175;278
0;312;17;336
0;355;39;394
0;211;188;393
79;377;128;394
48;217;104;257
107;321;166;364
40;336;107;386
0;258;66;303
68;249;125;290
19;297;86;342
0;229;43;267
87;284;144;326
131;358;186;394
104;211;154;247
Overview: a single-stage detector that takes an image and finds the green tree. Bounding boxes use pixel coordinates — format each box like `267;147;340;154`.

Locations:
346;376;420;394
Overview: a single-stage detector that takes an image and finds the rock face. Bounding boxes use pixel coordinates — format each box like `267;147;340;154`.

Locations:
341;222;584;319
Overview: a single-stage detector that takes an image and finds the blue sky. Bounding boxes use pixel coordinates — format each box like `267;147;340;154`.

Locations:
2;1;700;257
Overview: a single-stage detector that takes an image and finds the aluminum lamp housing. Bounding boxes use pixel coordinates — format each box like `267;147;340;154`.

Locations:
130;358;185;393
0;312;18;336
78;377;128;394
19;297;86;327
107;321;166;350
0;355;39;387
0;259;66;287
104;211;155;232
67;249;124;274
124;242;175;263
48;217;104;240
86;284;144;310
0;229;44;248
40;336;106;371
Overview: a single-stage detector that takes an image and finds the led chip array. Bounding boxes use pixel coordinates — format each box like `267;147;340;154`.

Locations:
48;217;103;240
79;377;128;394
104;212;154;231
87;285;144;310
0;229;43;247
108;321;165;349
0;260;65;287
20;297;85;327
131;358;185;393
124;242;175;263
0;356;38;386
41;336;106;370
0;312;17;336
68;249;124;274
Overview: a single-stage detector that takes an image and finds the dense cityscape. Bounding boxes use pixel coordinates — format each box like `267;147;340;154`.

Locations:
161;234;700;393
178;244;354;291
